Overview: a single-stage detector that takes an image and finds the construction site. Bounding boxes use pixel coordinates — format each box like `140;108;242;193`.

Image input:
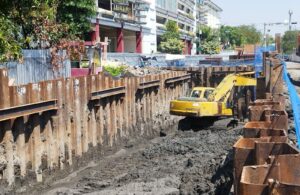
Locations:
0;41;300;195
1;0;300;194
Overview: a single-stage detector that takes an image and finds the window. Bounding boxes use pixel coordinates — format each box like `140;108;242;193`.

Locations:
191;90;202;98
178;4;184;11
99;0;111;10
156;16;167;24
178;23;184;29
156;0;177;12
156;0;166;8
204;90;214;99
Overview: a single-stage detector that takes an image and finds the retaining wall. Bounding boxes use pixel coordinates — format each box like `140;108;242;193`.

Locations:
0;69;190;186
0;65;254;187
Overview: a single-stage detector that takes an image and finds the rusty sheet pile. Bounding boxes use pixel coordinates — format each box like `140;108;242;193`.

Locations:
233;53;300;194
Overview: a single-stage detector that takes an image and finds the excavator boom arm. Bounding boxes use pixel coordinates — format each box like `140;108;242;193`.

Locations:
208;72;256;102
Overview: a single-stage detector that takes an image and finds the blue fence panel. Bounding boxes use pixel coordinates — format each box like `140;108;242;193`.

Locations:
283;61;300;148
254;46;276;77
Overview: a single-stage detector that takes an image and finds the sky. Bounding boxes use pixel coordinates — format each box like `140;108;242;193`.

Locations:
214;0;300;36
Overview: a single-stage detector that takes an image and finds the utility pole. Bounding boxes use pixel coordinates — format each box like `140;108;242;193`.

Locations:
289;10;293;31
263;23;267;47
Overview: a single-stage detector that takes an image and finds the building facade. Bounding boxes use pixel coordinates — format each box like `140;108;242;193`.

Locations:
156;0;196;55
87;0;222;55
197;0;222;28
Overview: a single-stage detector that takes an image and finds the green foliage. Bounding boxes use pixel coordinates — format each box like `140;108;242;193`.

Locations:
220;25;261;48
57;0;96;39
160;38;185;54
238;25;261;45
220;25;243;48
0;17;22;62
198;26;220;54
200;26;220;42
0;0;96;51
161;20;180;41
104;65;127;77
159;20;184;54
201;41;220;55
282;30;300;54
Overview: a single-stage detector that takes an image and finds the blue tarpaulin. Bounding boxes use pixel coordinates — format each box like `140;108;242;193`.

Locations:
283;61;300;148
254;46;276;77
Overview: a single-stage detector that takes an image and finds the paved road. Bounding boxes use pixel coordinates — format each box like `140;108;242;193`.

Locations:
286;62;300;92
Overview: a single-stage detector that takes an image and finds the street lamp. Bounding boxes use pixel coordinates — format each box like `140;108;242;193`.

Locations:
263;22;289;47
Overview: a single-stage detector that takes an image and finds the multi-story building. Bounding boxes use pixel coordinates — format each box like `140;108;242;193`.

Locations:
197;0;222;28
155;0;196;55
88;0;155;54
87;0;221;55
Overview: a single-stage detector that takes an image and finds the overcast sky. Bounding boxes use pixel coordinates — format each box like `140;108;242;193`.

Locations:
214;0;300;36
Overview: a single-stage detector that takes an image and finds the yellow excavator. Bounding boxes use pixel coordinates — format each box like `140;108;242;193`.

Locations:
170;72;257;118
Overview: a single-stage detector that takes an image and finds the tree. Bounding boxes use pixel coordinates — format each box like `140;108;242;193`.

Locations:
220;25;243;48
160;38;185;54
198;26;221;54
282;30;299;54
0;0;96;49
159;20;184;54
238;25;261;45
57;0;96;39
161;20;180;41
0;17;22;62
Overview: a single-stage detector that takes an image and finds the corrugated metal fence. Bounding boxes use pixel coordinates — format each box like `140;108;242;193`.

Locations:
0;50;71;86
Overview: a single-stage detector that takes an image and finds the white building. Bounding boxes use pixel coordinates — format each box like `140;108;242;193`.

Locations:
198;0;222;29
88;0;222;54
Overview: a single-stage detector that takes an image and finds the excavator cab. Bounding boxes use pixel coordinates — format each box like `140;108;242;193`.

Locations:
190;87;214;100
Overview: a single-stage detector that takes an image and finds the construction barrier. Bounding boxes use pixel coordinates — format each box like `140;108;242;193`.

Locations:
254;46;275;77
283;60;300;148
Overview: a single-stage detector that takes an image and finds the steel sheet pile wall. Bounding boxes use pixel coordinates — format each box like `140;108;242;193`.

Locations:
0;69;191;186
164;65;254;88
233;54;300;195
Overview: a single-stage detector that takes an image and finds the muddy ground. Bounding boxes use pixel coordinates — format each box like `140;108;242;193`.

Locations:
11;118;242;195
